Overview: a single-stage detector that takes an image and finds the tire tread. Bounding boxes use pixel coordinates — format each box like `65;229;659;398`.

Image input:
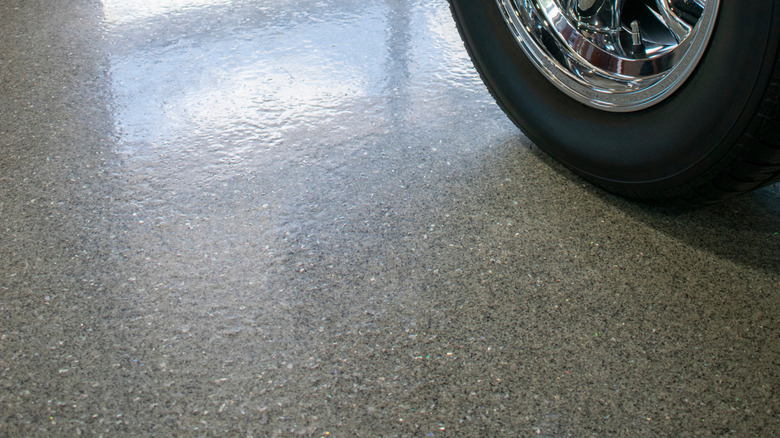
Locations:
654;39;780;205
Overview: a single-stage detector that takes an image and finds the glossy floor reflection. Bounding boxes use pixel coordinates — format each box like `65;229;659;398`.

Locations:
1;0;779;435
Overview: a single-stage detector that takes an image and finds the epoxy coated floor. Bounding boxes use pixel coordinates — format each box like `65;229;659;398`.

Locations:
1;0;779;436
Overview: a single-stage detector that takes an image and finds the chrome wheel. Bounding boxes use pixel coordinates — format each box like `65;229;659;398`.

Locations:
497;0;719;111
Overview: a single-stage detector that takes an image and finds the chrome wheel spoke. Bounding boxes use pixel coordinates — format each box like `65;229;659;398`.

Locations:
651;0;692;43
611;0;625;32
569;0;625;31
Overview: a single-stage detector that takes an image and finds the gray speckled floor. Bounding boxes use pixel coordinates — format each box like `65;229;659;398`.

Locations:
1;0;779;436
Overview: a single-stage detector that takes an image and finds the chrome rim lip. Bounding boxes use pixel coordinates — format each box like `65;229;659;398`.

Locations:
497;0;720;112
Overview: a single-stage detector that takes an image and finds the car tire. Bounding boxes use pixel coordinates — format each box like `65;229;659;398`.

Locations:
450;0;780;205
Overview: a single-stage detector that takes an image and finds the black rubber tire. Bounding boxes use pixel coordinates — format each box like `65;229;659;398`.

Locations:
450;0;780;206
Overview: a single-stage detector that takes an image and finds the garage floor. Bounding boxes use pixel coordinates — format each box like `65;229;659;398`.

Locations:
1;0;778;435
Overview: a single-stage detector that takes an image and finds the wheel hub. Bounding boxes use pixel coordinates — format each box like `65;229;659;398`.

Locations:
497;0;719;111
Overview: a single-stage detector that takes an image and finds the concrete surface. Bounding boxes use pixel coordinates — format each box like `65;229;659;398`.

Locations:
1;0;778;436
